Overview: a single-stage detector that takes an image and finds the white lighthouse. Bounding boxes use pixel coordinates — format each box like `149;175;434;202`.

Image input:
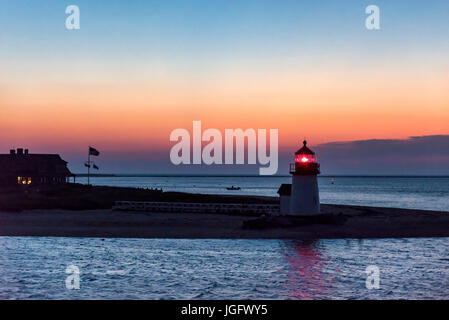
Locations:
288;140;320;215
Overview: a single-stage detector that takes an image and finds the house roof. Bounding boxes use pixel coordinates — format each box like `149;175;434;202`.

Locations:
0;153;73;176
277;184;291;196
295;140;315;155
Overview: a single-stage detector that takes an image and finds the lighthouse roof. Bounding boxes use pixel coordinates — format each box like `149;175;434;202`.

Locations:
295;140;315;155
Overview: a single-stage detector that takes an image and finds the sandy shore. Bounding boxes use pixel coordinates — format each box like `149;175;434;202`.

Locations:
1;204;449;239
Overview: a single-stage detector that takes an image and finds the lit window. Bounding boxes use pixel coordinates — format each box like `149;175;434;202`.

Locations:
17;177;32;185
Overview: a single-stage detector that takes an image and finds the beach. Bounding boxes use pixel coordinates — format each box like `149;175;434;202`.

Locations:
2;203;449;239
1;182;449;240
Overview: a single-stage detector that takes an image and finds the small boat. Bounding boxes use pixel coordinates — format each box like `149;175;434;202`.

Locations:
330;179;335;185
226;186;241;191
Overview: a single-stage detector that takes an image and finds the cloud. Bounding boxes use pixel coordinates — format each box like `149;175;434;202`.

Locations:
65;135;449;175
312;135;449;175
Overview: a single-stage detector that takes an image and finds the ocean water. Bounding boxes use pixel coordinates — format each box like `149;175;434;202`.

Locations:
0;237;448;300
2;176;448;299
76;176;449;212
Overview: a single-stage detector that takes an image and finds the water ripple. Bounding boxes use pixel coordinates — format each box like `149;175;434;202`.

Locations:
0;237;449;299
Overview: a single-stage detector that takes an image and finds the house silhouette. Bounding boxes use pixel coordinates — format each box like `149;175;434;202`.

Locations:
0;148;74;186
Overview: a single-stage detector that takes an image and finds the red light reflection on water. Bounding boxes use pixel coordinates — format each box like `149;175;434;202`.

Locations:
282;241;332;299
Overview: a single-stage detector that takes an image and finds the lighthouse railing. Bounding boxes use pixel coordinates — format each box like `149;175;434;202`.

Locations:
289;162;320;174
289;163;296;173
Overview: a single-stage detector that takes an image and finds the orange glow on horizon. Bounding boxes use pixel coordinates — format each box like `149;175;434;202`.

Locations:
1;64;448;152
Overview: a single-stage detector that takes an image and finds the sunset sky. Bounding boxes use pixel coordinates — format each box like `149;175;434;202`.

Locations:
1;0;448;174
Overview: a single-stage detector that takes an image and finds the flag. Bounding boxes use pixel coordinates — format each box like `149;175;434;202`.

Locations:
89;147;100;156
93;164;99;170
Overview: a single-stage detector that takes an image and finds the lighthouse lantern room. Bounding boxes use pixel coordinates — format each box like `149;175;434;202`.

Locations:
288;140;320;215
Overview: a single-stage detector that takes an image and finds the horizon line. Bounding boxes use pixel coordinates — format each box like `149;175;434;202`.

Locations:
73;173;449;178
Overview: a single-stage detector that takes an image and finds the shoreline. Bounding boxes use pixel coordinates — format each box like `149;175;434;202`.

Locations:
1;184;448;240
1;204;449;240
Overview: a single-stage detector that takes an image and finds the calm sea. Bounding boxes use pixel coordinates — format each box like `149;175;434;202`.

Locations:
1;176;448;299
1;237;448;299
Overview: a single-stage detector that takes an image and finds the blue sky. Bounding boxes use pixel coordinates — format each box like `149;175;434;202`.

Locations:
1;0;448;62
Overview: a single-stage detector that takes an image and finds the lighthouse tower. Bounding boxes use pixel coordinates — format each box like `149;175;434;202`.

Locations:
289;140;320;215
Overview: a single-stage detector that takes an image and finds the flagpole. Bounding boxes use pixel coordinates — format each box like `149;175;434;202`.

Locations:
88;148;91;186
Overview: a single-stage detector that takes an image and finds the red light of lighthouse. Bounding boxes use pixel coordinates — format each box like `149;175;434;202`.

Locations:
295;154;315;164
294;141;316;164
290;140;320;175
